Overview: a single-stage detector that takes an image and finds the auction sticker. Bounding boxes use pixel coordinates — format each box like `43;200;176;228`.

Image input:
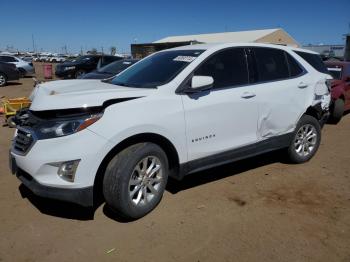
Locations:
173;56;197;62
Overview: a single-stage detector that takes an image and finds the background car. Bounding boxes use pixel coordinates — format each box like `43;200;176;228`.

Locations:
0;55;35;77
49;55;67;63
80;59;138;79
55;55;123;79
325;61;350;123
0;62;20;87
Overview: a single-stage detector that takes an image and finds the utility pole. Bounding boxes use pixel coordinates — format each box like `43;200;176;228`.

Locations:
32;34;35;53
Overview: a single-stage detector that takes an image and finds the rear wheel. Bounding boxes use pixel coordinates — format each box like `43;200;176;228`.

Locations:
329;99;344;124
287;115;321;163
75;70;86;79
18;68;26;78
0;73;7;87
103;143;169;219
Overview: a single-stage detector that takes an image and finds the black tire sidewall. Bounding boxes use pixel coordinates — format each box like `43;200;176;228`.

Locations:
287;115;321;163
75;70;85;79
331;99;345;122
0;73;7;87
7;116;16;128
103;143;169;219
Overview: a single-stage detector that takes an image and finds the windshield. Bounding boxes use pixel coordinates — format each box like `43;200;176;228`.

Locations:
327;67;342;80
111;50;204;88
98;60;136;74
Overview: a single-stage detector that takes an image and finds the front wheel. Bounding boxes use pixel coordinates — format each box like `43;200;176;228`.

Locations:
287;115;321;163
103;143;169;219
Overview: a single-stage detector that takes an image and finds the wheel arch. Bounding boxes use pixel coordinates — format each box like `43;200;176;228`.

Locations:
92;132;180;204
304;105;322;120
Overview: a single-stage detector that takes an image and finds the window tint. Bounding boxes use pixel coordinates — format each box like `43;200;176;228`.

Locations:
253;48;289;82
326;67;342;80
111;50;204;88
0;56;16;62
102;56;122;66
98;60;136;74
295;51;328;74
286;53;304;77
194;48;248;89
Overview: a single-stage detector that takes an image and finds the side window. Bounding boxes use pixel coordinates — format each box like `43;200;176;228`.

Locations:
0;56;13;62
0;56;4;62
295;51;328;74
285;53;304;77
253;47;289;82
6;56;17;62
194;48;248;89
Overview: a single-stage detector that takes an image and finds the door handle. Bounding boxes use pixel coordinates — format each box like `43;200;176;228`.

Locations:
241;92;256;99
298;82;308;88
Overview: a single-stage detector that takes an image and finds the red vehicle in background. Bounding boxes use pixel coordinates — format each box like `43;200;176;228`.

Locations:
325;61;350;123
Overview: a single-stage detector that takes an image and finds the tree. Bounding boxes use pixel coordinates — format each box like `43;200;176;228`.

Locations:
110;46;117;55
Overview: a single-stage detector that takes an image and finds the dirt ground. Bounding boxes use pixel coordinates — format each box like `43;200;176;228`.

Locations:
0;78;350;262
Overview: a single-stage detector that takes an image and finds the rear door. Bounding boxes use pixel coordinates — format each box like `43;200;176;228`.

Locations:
182;48;259;161
247;47;308;139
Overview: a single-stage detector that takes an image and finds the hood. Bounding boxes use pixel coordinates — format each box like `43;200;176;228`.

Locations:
30;79;155;111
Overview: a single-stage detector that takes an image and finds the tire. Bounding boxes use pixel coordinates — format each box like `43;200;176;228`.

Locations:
75;70;86;79
6;116;16;128
0;73;7;87
18;68;26;78
329;99;344;124
286;115;321;164
103;143;169;219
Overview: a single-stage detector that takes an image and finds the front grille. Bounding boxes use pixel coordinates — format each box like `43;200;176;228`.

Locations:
13;128;35;154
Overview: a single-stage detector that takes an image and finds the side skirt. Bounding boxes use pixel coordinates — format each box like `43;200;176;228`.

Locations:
175;132;294;180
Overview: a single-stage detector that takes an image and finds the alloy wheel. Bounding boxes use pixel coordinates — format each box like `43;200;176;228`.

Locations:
0;75;6;86
128;156;163;206
294;124;317;157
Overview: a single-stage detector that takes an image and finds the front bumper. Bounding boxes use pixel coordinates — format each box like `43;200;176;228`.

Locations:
15;167;93;206
9;128;113;206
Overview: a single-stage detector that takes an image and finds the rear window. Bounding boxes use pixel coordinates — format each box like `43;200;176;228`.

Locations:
295;51;328;74
327;67;342;80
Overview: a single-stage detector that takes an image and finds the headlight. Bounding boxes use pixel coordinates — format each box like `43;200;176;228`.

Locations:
64;66;75;71
37;113;102;139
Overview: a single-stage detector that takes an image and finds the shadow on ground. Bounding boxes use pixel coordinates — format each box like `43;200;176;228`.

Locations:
166;150;285;194
19;185;96;220
18;150;286;222
4;82;22;86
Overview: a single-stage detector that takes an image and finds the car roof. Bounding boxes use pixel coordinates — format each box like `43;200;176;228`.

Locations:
167;42;319;55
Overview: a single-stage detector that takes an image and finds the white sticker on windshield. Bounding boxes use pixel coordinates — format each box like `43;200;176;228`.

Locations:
173;56;196;62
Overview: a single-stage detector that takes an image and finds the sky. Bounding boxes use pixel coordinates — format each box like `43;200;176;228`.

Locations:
1;0;349;54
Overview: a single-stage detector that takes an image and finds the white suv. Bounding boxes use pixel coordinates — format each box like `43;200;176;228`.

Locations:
10;43;331;219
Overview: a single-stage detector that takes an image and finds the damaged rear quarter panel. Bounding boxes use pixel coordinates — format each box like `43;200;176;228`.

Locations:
256;74;328;139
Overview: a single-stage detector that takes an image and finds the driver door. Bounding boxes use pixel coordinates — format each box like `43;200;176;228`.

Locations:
181;48;259;162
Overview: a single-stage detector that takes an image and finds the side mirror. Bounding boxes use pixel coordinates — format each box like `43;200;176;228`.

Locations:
346;76;350;82
186;75;213;93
